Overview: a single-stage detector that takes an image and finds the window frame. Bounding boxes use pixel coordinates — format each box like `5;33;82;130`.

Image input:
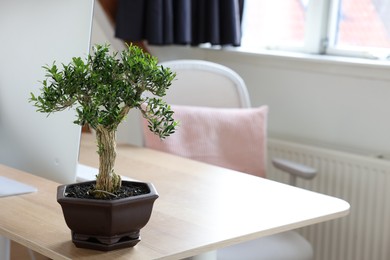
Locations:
241;0;390;61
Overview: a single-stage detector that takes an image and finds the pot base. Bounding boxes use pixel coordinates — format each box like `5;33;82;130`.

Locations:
72;231;141;251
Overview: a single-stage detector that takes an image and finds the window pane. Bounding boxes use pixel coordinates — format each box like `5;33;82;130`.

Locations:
333;0;390;49
241;0;307;49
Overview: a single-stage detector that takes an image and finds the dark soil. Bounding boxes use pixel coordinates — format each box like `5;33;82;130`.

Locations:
64;181;150;200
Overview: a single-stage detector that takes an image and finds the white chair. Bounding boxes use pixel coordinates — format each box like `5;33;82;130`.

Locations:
143;59;316;260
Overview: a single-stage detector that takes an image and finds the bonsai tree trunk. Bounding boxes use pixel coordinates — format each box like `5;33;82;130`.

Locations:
95;125;121;197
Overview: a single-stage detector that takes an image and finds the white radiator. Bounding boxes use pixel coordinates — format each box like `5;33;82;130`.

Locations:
267;138;390;260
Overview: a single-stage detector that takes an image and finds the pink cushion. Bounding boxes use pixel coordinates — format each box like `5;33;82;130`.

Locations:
142;105;268;178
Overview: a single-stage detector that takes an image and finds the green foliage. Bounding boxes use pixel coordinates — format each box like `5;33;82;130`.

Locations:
30;43;177;138
142;98;178;138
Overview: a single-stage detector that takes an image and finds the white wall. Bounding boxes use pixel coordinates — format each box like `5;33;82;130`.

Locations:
91;1;125;52
149;46;390;158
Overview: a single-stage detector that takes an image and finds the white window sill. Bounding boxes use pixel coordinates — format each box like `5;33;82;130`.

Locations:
199;46;390;81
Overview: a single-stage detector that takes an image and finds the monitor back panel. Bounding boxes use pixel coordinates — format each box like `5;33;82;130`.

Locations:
0;0;94;184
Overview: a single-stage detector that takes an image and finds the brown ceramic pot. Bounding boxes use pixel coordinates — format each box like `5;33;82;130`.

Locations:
57;180;158;251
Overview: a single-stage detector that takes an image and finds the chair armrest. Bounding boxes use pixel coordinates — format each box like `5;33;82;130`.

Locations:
272;158;317;186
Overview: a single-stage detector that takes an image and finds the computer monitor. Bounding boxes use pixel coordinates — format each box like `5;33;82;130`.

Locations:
0;0;94;184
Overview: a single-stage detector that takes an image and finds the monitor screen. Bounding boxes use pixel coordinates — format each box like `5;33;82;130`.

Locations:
0;0;94;184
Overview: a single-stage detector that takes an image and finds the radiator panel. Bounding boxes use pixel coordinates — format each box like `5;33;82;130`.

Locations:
267;138;390;260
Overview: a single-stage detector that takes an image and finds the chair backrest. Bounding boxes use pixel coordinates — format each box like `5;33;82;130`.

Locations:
159;59;251;108
142;59;268;178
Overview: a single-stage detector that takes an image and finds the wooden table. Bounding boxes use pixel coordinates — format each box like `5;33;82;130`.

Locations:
0;133;350;259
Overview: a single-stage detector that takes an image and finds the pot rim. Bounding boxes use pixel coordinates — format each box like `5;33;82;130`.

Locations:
57;180;159;206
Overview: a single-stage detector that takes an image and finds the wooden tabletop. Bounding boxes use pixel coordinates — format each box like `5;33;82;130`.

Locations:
0;133;350;259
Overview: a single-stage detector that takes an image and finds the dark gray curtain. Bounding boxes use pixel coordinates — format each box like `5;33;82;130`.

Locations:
115;0;244;46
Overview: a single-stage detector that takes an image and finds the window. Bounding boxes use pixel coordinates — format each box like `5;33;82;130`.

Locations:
241;0;307;50
241;0;390;60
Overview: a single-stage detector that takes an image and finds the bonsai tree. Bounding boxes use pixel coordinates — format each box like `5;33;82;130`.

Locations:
30;44;178;198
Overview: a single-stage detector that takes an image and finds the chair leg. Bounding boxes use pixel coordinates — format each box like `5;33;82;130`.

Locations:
27;249;37;260
0;236;10;260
